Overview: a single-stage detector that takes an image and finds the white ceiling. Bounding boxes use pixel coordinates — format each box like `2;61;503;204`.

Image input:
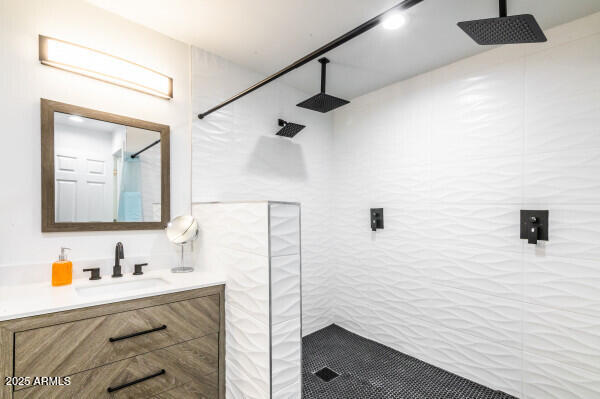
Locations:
88;0;600;100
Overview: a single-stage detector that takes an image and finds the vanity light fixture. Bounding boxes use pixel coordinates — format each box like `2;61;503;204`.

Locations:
38;35;173;99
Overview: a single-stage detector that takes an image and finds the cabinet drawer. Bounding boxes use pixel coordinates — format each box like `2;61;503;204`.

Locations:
14;333;218;399
14;295;219;382
153;373;218;399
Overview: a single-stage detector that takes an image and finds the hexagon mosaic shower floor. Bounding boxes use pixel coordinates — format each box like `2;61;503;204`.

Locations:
302;325;517;399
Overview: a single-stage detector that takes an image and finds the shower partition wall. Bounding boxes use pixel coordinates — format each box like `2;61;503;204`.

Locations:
192;201;302;398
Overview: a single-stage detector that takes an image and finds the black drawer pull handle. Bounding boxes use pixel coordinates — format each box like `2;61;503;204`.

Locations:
107;369;165;393
108;325;167;342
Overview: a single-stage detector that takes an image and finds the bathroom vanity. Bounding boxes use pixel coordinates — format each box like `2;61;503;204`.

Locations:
0;281;225;399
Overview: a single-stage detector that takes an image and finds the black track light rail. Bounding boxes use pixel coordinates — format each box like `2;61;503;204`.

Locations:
197;0;424;119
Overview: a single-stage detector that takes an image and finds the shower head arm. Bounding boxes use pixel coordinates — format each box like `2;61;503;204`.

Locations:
319;57;329;93
499;0;507;18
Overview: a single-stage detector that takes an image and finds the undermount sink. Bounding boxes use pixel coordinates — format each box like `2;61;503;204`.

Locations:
75;278;170;297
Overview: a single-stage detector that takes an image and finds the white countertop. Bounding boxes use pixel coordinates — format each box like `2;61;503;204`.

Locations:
0;269;225;321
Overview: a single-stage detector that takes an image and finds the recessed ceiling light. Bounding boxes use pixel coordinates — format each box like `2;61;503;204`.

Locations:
382;12;407;30
69;115;84;123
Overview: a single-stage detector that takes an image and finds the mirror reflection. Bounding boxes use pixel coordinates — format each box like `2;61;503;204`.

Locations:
54;112;161;223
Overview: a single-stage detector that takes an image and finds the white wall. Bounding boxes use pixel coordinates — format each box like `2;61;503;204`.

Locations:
0;0;191;267
332;12;600;399
191;48;335;335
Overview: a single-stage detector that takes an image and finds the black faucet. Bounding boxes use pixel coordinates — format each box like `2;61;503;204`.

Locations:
112;242;124;277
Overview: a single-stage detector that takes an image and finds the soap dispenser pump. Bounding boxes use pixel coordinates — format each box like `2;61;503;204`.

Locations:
52;247;73;286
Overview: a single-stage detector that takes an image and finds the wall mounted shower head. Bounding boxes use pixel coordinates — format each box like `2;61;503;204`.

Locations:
297;58;350;113
276;119;305;138
457;0;547;45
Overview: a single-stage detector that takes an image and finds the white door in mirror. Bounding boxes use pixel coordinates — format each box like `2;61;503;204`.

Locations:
55;147;112;222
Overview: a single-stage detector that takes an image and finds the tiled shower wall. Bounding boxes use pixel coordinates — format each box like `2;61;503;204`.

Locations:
191;49;335;335
332;12;600;399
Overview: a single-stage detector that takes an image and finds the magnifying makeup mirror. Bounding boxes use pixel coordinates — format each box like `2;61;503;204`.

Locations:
166;215;199;273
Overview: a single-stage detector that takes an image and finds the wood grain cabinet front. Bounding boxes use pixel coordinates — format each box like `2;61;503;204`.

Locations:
0;285;225;399
14;334;218;399
14;295;219;381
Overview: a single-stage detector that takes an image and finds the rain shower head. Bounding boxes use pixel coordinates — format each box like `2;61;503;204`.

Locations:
276;119;305;138
457;0;547;45
297;58;350;113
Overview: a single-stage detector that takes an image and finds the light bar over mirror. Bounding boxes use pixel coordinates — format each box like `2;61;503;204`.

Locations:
39;35;173;99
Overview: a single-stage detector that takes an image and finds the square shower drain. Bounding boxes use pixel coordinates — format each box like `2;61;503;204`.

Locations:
314;367;340;382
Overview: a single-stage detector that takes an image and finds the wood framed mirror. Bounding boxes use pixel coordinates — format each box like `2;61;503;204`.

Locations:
41;99;170;232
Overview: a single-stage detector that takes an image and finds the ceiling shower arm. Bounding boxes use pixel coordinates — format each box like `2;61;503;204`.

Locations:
197;0;425;119
320;58;329;93
499;0;507;18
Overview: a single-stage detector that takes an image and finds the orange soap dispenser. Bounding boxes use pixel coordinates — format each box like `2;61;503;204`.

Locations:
52;247;73;286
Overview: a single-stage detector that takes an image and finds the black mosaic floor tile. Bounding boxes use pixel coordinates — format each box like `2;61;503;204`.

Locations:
302;324;518;399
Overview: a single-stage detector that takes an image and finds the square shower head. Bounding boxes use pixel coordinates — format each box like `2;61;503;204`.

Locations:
458;14;547;45
276;119;305;138
297;92;350;113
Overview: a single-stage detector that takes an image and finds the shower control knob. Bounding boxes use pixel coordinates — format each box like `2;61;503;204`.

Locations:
530;216;537;223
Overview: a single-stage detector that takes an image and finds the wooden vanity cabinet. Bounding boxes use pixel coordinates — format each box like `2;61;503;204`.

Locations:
0;285;225;399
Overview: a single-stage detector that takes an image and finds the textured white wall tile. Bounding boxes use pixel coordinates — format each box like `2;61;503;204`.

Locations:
429;57;524;163
227;360;269;399
428;204;522;253
223;203;270;256
226;304;270;399
524;253;600;317
271;318;302;397
273;381;301;399
270;203;300;257
271;254;301;325
193;202;269;256
430;156;522;204
222;250;270;325
524;34;600;155
368;269;434;320
523;150;600;205
425;245;523;300
421;285;522;349
524;303;600;374
523;353;600;399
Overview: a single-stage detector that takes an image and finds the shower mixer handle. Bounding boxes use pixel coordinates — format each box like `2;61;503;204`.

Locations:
528;225;538;245
370;208;384;232
520;210;549;245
